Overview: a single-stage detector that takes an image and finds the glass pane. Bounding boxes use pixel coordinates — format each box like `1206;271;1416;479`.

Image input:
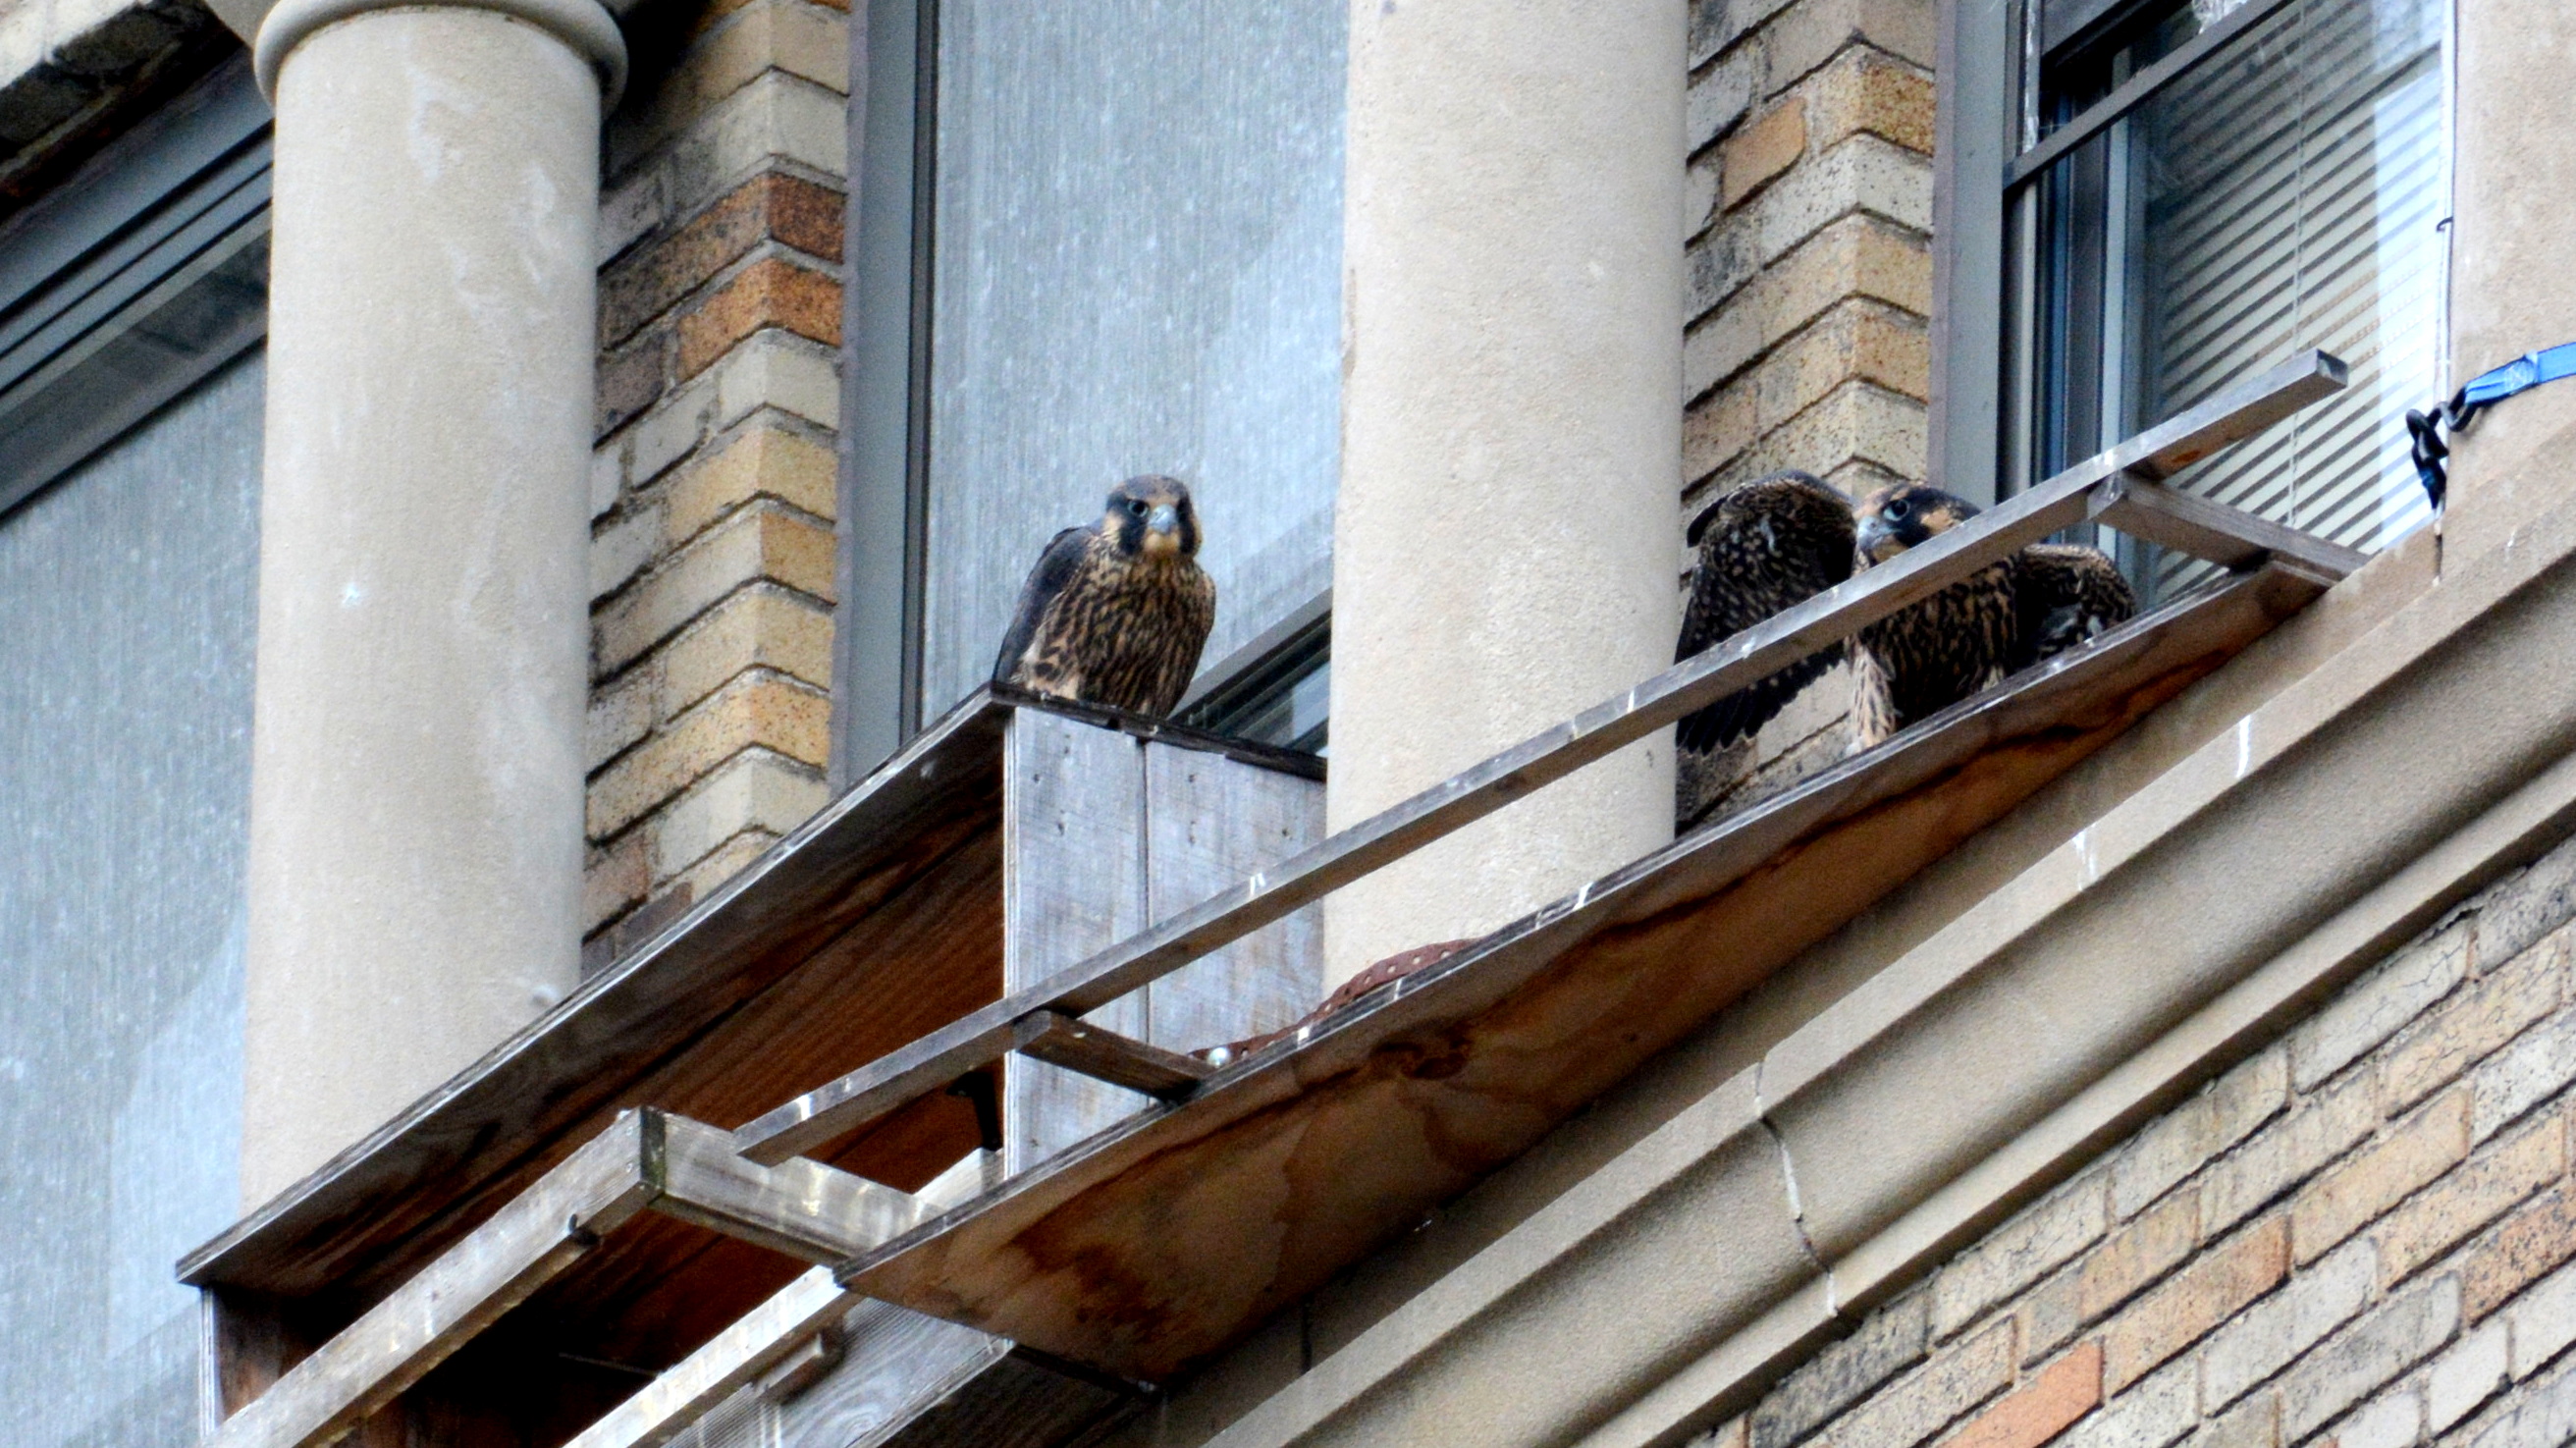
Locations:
920;0;1345;720
0;349;263;1448
2027;0;2443;600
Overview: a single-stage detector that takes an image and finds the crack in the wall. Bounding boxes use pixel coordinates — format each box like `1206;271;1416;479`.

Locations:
1753;1060;1840;1317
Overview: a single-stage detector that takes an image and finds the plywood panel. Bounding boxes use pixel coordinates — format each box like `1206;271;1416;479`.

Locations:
1002;710;1150;1171
1143;743;1323;1053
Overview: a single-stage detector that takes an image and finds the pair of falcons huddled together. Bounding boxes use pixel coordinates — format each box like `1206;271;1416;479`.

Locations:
993;469;2131;799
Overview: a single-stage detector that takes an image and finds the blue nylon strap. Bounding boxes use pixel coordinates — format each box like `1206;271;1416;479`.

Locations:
2459;341;2576;409
2409;340;2576;511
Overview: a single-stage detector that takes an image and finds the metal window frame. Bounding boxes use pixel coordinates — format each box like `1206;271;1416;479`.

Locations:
0;53;271;520
828;0;1336;786
1977;0;2451;508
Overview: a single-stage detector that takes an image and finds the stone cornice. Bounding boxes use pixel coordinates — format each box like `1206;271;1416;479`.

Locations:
252;0;625;104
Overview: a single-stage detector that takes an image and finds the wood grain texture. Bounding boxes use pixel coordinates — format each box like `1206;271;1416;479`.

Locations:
1003;709;1152;1172
1014;1012;1211;1099
735;352;2349;1166
833;564;2327;1381
211;1113;658;1448
562;1268;852;1448
184;698;1017;1298
652;1112;937;1265
1143;743;1324;1056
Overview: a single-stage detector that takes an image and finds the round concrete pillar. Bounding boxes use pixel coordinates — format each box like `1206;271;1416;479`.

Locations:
239;0;620;1205
1323;0;1685;986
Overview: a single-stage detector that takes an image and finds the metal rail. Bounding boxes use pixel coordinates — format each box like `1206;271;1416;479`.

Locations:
732;349;2359;1165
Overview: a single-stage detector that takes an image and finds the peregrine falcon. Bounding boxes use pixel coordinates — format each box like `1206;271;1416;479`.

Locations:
1673;471;1857;826
993;474;1217;718
1848;484;2135;752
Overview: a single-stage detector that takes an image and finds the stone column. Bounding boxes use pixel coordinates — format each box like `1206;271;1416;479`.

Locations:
2447;8;2576;505
1323;0;1685;985
237;0;623;1206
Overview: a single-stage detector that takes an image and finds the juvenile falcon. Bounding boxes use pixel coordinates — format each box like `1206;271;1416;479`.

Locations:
993;474;1216;718
1673;470;1856;826
1847;483;2134;751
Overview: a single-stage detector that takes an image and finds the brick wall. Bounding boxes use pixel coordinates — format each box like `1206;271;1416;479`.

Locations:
1679;0;1936;819
581;0;849;963
1694;836;2576;1448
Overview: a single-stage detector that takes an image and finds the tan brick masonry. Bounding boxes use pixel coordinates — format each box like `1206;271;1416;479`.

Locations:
1696;843;2576;1448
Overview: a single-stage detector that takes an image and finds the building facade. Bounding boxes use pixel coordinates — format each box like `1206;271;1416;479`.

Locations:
2;0;2573;1444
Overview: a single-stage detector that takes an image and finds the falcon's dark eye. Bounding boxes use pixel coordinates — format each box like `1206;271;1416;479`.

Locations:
1126;499;1149;516
1886;499;1911;521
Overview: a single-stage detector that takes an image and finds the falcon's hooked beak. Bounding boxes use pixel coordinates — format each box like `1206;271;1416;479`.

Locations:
1854;513;1905;563
1142;504;1183;556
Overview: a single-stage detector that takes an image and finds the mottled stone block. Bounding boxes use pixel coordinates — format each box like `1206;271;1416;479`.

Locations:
2291;1091;2471;1263
1935;1176;2111;1339
2199;1072;2376;1236
2199;1237;2373;1412
1946;1343;2103;1448
2290;922;2470;1092
2463;1188;2576;1321
2106;1217;2291;1393
2382;946;2564;1115
2081;1192;2201;1325
2276;1275;2460;1440
1820;1319;2013;1448
2113;1049;2289;1220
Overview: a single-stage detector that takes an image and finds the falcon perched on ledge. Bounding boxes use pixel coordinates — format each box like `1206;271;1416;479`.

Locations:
1848;483;2134;752
1674;471;1857;754
994;474;1217;718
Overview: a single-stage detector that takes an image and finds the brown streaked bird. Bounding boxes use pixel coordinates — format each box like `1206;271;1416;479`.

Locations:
993;474;1217;718
1673;470;1856;828
1847;483;2135;751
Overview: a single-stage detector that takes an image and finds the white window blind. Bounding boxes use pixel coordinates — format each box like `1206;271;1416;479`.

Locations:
2020;0;2445;600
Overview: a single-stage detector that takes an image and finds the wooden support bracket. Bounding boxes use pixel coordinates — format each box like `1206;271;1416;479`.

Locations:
212;1110;937;1448
211;1111;662;1448
731;349;2358;1168
1013;1011;1213;1100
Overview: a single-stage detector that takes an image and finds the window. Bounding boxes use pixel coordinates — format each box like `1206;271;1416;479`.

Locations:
835;0;1345;777
0;56;267;1448
1942;0;2447;601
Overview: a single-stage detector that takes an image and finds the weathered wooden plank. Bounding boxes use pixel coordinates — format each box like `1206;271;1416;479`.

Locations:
833;563;2327;1379
563;1268;853;1448
769;1305;1010;1448
2100;476;2370;579
1142;742;1324;1055
734;351;2350;1167
563;1149;1008;1448
992;683;1325;781
1001;708;1153;1172
650;1112;936;1265
183;698;1014;1297
1014;1012;1211;1099
212;1112;659;1448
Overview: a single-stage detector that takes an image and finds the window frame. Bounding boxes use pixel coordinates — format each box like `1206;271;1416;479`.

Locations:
0;52;270;520
828;0;1340;786
1932;0;2456;514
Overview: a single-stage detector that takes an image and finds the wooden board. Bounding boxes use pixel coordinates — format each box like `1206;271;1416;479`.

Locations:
1143;742;1325;1055
181;699;1016;1300
834;563;2325;1382
1001;715;1328;1166
1003;709;1154;1171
